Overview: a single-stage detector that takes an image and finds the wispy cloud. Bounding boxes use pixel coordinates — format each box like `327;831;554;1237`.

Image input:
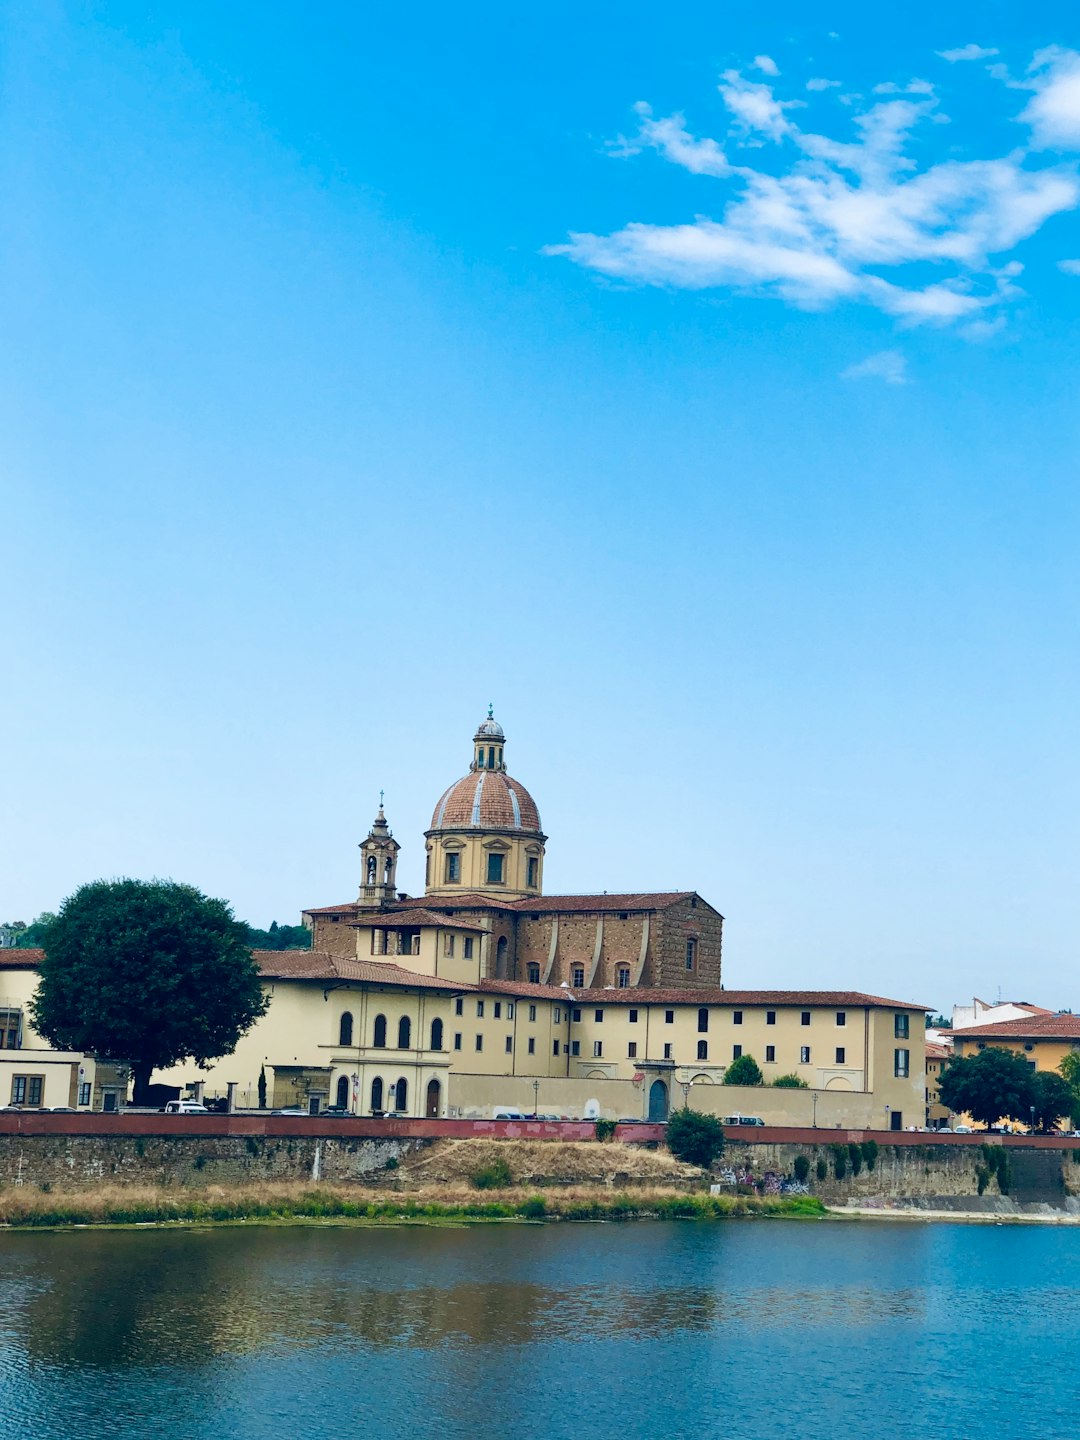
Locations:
549;48;1080;332
1057;257;1080;274
753;54;780;77
806;78;842;92
841;349;909;383
938;44;999;63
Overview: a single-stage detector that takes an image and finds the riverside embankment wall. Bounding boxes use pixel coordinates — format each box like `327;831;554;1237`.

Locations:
0;1116;1078;1201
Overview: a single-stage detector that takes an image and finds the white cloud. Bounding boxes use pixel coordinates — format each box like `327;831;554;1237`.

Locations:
806;78;842;92
841;349;909;383
1058;257;1080;273
549;51;1080;330
873;79;935;96
754;54;779;77
938;44;999;63
1022;47;1080;148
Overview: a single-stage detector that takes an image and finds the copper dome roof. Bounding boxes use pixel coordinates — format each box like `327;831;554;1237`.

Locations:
430;771;542;834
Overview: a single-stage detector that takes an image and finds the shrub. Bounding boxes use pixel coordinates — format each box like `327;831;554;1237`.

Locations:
975;1164;990;1196
519;1195;547;1218
594;1119;617;1142
723;1054;764;1086
830;1144;847;1180
793;1155;810;1184
470;1155;513;1190
772;1073;808;1088
666;1108;726;1168
385;1157;399;1170
848;1142;862;1176
815;1157;828;1182
860;1139;878;1171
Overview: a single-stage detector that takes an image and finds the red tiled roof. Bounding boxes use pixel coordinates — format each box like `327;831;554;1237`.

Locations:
925;1041;951;1060
509;892;707;914
349;908;486;932
946;1013;1080;1040
572;988;929;1009
253;951;473;993
476;978;570;999
430;771;542;834
302;903;360;917
0;948;43;968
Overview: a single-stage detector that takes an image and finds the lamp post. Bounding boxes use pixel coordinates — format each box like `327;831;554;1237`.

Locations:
885;1105;891;1133
1030;1104;1036;1136
532;1078;539;1119
680;1078;693;1109
812;1092;818;1129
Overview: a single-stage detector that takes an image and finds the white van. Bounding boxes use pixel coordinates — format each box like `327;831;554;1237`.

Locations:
492;1107;527;1120
722;1114;765;1127
163;1100;209;1115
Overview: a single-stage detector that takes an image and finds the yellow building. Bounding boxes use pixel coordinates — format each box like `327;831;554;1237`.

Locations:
949;1013;1080;1076
0;709;929;1127
925;1040;951;1128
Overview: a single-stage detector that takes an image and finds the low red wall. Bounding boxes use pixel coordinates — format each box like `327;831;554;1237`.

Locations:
0;1113;667;1144
0;1114;1073;1149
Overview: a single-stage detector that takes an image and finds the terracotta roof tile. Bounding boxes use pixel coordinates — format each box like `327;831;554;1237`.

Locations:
925;1041;952;1059
946;1013;1080;1040
430;772;543;833
253;951;474;993
509;892;709;914
0;948;44;968
349;908;486;933
571;988;929;1009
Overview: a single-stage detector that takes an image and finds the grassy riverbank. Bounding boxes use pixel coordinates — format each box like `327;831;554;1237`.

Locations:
0;1180;826;1228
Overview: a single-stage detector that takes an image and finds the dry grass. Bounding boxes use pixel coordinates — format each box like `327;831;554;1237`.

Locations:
389;1138;703;1190
0;1177;825;1227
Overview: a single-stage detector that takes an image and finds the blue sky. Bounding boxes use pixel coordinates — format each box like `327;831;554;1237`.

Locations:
3;2;1080;1010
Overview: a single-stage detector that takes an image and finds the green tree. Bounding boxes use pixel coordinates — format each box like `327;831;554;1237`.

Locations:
1030;1071;1073;1132
242;921;311;951
666;1108;725;1168
772;1073;808;1088
723;1053;763;1086
1058;1052;1080;1126
11;913;57;948
31;879;269;1105
937;1048;1035;1129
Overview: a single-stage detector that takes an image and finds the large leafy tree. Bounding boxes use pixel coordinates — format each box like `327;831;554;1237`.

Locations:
1029;1071;1074;1132
666;1108;725;1168
31;879;269;1105
1058;1053;1080;1126
937;1048;1035;1129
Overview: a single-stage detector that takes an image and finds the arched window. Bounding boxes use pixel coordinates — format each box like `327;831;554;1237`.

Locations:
697;1040;708;1061
339;1011;353;1046
397;1015;411;1049
336;1075;350;1109
366;855;377;884
616;966;630;988
697;1007;709;1033
430;1017;444;1051
384;855;393;883
496;935;508;976
373;1014;387;1048
527;962;540;983
370;1076;384;1112
394;1077;408;1112
571;965;585;988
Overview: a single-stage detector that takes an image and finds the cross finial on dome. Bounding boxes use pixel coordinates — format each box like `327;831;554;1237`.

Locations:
487;702;494;719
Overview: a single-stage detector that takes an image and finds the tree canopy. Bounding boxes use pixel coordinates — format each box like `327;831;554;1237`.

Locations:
1058;1053;1080;1126
723;1053;763;1086
1030;1071;1074;1132
31;879;269;1104
666;1107;725;1168
772;1072;809;1088
242;920;311;951
937;1048;1036;1129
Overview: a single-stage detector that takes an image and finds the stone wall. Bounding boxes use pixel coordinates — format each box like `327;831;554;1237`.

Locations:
0;1132;427;1190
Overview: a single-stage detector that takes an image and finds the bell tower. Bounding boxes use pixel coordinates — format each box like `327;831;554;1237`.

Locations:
357;795;400;909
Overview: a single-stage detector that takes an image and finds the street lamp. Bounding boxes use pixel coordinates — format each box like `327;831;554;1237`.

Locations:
1030;1104;1036;1136
680;1078;693;1109
812;1092;818;1129
532;1078;539;1119
885;1105;891;1133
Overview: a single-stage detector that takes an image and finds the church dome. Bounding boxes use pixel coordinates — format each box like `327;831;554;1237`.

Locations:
430;770;542;834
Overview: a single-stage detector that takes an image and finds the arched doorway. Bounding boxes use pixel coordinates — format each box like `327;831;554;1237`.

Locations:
394;1077;408;1113
648;1079;669;1122
335;1075;350;1109
496;935;508;977
426;1078;441;1118
370;1076;384;1113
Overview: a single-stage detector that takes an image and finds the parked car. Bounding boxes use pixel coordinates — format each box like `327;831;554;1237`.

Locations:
321;1106;353;1117
951;1124;973;1133
492;1107;527;1120
270;1107;308;1116
162;1100;209;1115
722;1114;766;1127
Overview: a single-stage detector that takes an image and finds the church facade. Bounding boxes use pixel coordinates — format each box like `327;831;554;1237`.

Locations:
305;711;725;993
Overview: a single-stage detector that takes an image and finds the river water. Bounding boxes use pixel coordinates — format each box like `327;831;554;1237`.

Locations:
1;1219;1077;1440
